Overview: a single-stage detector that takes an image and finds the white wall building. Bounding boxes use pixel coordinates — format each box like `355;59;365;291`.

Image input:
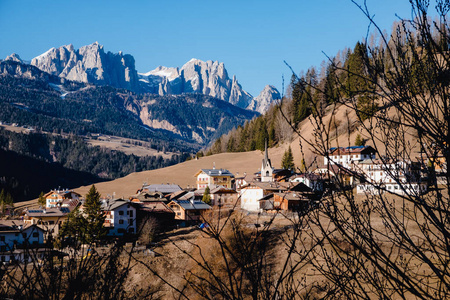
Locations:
45;189;81;208
240;185;264;212
0;221;45;263
324;146;376;169
356;159;426;195
102;199;137;236
290;173;324;192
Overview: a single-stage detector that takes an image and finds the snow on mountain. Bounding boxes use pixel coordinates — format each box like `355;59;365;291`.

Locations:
14;43;279;113
138;58;266;111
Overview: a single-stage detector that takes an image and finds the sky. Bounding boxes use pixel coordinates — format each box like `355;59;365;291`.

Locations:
0;0;416;96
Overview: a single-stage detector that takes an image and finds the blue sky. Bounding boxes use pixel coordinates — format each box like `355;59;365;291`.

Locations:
0;0;414;96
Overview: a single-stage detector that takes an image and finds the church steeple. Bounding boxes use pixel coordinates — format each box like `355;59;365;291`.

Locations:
261;139;273;182
264;139;269;165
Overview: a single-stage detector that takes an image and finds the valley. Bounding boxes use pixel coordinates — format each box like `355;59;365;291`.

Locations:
1;1;449;297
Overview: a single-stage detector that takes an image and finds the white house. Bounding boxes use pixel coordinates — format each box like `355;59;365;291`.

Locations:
44;189;81;208
324;146;376;169
356;159;427;195
289;173;324;192
0;220;45;264
102;199;137;236
240;182;289;212
240;185;264;212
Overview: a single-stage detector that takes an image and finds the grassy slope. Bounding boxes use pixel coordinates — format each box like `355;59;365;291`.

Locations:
73;150;281;198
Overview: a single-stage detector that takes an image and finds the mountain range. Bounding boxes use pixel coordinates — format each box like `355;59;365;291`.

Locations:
6;42;280;113
0;59;258;150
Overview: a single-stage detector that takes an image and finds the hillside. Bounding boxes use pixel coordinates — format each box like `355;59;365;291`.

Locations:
0;60;258;150
72;150;281;198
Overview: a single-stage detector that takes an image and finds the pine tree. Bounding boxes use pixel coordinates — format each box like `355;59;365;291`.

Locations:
355;134;365;146
346;42;369;96
38;191;46;208
202;186;211;205
0;189;13;215
82;185;106;243
281;146;295;170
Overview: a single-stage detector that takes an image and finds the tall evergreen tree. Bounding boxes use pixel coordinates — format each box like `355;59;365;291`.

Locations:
281;146;295;170
38;191;46;208
202;186;211;205
346;42;369;96
0;189;13;215
82;185;106;243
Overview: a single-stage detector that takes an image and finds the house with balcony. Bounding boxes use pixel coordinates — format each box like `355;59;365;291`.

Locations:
44;189;81;208
195;167;235;189
356;159;426;195
209;186;239;208
324;146;376;169
0;220;45;264
102;199;137;236
167;199;211;223
23;206;76;237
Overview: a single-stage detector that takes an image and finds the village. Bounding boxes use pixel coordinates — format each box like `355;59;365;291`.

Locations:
0;142;443;265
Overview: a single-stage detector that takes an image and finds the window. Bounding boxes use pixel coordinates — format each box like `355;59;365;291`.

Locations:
128;219;133;226
129;210;133;217
0;236;4;242
177;212;181;216
119;220;124;225
119;211;124;215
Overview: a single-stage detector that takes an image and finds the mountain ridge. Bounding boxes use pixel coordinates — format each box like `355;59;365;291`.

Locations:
0;60;258;149
14;42;279;113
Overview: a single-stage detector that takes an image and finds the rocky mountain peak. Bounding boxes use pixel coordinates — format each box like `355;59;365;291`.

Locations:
16;43;279;113
5;53;23;63
30;42;139;91
139;58;254;110
246;85;281;113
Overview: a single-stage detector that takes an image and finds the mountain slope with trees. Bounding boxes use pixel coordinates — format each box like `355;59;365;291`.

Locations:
0;60;258;152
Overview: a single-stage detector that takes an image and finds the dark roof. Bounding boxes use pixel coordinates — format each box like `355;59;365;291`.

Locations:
25;207;72;218
276;192;310;201
135;201;174;214
200;169;234;177
0;220;42;233
132;191;165;202
290;173;321;181
142;184;182;194
290;182;313;192
101;199;133;211
245;181;290;191
168;190;189;201
210;187;238;194
328;146;376;155
170;200;211;210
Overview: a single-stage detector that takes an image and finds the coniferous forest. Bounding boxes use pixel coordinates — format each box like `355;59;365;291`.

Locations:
0;128;189;201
